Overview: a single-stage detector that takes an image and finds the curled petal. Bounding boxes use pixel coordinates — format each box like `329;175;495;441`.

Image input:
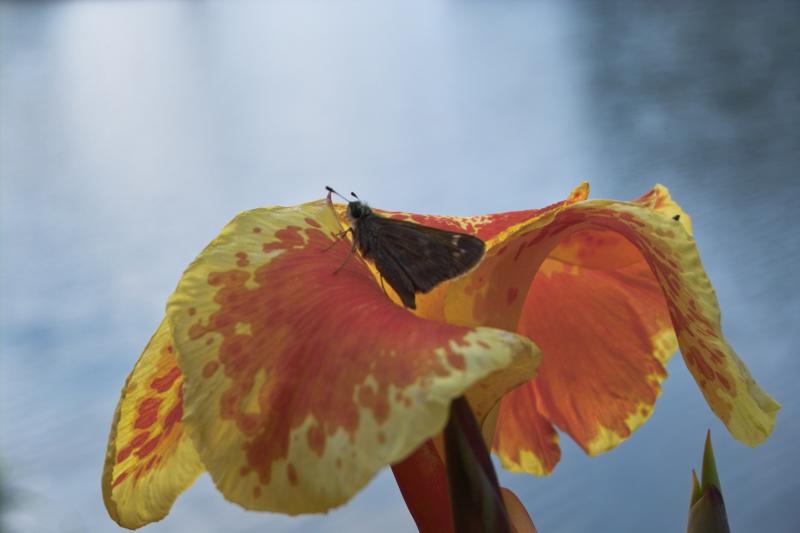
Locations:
102;319;204;529
490;186;686;469
481;186;777;454
166;200;541;514
562;198;779;445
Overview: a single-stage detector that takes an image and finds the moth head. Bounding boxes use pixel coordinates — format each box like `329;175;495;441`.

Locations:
325;187;372;222
347;201;371;221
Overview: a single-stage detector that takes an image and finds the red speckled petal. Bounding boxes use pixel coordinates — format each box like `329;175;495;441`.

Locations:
102;319;204;529
166;199;540;514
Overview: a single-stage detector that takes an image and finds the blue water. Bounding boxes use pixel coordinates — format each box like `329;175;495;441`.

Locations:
1;1;798;532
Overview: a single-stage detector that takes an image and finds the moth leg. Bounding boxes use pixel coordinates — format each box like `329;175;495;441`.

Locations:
323;227;354;252
333;238;358;275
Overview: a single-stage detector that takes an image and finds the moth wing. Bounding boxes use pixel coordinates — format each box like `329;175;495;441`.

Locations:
371;244;418;309
372;218;485;293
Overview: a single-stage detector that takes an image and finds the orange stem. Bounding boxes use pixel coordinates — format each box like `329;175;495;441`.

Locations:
391;439;455;533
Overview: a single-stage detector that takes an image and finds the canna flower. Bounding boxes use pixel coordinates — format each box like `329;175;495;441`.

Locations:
102;183;778;530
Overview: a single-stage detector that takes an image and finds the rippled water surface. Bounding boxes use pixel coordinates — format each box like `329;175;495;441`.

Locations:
1;1;798;531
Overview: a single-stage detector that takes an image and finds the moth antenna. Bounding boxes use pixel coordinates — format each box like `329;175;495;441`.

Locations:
325;186;350;203
350;191;360;200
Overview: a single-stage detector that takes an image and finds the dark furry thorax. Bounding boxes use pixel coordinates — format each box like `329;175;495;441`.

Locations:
346;201;372;223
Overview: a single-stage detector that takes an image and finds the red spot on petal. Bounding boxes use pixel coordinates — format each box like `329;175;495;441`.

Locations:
117;432;149;463
235;251;250;267
307;425;325;456
189;322;208;340
716;371;733;392
188;307;197;316
111;471;129;488
252;227;262;234
253;486;262;498
150;367;181;393
287;463;298;486
377;431;386;444
262;226;304;252
446;350;466;370
203;361;220;378
136;435;161;459
304;217;321;228
163;401;183;435
134;398;162;429
685;348;715;381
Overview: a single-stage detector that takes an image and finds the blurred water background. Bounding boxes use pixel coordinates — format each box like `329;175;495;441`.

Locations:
1;0;798;532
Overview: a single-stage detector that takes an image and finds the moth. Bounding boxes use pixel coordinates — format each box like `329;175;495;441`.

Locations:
326;187;486;310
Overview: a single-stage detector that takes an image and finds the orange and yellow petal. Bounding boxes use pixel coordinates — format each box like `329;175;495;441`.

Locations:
561;196;778;446
514;257;677;458
102;319;204;529
483;185;776;467
166;199;541;514
488;186;685;467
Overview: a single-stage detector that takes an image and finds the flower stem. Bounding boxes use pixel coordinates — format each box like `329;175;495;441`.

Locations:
392;440;455;533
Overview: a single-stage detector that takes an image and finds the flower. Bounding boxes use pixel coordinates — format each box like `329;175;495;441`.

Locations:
102;183;778;529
